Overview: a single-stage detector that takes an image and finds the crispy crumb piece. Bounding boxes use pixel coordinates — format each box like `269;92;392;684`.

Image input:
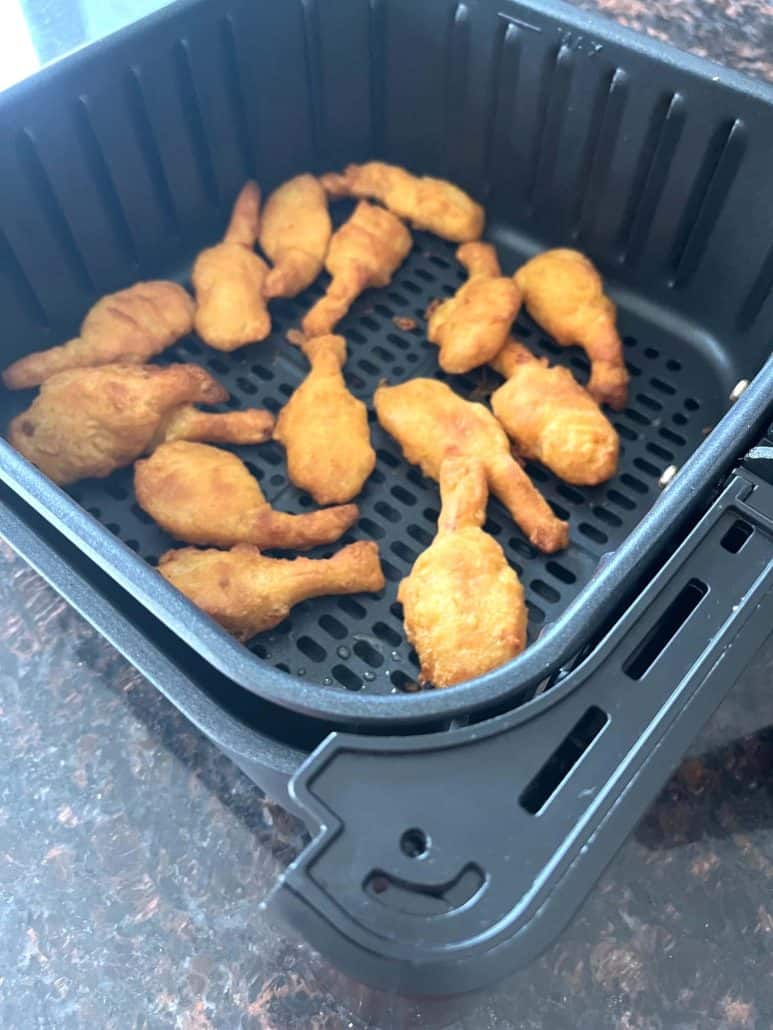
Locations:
392;315;417;332
285;329;306;347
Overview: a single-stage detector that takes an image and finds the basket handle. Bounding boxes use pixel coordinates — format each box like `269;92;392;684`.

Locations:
267;471;773;995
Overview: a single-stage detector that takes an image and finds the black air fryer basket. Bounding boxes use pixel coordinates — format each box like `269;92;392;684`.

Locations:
0;0;771;996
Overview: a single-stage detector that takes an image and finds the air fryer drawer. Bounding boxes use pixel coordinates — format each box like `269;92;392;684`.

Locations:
0;0;772;996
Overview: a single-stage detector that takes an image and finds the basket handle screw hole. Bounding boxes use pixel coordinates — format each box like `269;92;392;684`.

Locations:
400;828;429;858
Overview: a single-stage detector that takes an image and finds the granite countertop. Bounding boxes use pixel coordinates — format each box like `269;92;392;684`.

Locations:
0;1;772;1028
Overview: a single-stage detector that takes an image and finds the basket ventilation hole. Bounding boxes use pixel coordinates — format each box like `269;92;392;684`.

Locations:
634;456;662;478
531;579;560;603
650;377;675;396
332;664;362;691
621;473;649;495
391;669;418;691
373;621;401;647
377;449;399;468
616;423;638;442
660;427;686;446
484;516;503;537
381;559;402;582
360;517;386;540
578;522;608;545
593;505;623;528
407;524;432;546
391;484;416;505
338;597;367;620
546;561;576;584
557;483;586;505
391;540;417;564
384;334;406;352
636;392;662;413
375;501;400;523
626;408;650;427
353;640;384;668
607;488;636;511
319;614;347;640
647;442;673;462
297;636;326;662
509;537;536;560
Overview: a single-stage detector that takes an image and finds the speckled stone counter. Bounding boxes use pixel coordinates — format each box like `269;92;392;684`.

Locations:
0;2;771;1028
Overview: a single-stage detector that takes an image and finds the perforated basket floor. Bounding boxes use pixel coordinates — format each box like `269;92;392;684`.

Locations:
39;216;730;696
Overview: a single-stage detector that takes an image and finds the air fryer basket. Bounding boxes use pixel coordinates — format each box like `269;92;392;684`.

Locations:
0;0;772;996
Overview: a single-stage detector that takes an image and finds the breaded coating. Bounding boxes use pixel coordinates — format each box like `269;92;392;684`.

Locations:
374;379;568;553
273;335;375;504
158;406;274;448
490;339;619;485
302;202;412;337
514;249;629;410
134;441;358;550
222;179;262;248
428;242;521;373
192;181;271;350
320;162;484;242
3;281;194;390
158;540;384;641
260;174;332;298
398;455;527;687
6;362;272;486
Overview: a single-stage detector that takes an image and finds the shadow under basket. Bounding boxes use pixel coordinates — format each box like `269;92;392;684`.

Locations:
0;0;771;997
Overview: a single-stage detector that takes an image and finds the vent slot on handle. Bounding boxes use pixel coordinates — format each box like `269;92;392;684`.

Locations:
519;705;608;814
623;578;708;681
